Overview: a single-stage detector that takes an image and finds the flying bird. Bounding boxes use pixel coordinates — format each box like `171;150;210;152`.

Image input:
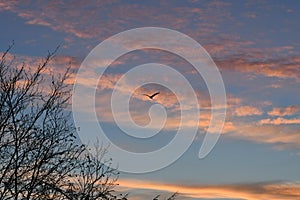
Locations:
143;91;160;100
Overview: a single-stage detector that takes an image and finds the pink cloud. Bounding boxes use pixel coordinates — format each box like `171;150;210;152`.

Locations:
0;1;18;11
234;106;263;116
215;54;300;81
117;178;300;200
229;124;300;150
0;51;80;86
0;1;234;41
259;117;300;125
3;52;299;152
3;1;299;88
268;106;300;116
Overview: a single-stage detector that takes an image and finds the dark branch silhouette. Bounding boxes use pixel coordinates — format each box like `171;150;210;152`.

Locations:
0;44;122;200
0;44;177;200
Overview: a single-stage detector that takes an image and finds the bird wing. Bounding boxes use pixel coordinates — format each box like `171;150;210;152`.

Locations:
150;92;160;98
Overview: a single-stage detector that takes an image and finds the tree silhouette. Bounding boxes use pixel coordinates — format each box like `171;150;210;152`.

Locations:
0;44;177;200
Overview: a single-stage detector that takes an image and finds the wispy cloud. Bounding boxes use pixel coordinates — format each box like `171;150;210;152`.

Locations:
0;51;80;86
268;106;300;116
229;124;300;150
0;1;222;39
3;1;299;86
234;106;263;116
117;179;300;200
4;51;300;153
259;117;300;125
215;54;300;81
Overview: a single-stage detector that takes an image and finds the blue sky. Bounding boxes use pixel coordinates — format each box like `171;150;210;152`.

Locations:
1;1;300;199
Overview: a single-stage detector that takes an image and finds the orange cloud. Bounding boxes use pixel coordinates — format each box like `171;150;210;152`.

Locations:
3;1;299;86
259;117;300;125
234;106;263;116
229;124;300;150
4;52;299;153
0;1;17;11
0;51;80;86
94;75;240;134
117;179;300;200
215;55;300;81
1;1;227;40
268;106;300;116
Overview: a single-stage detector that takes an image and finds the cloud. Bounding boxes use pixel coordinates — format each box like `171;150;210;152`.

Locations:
0;51;80;84
259;117;300;125
234;106;263;116
215;54;300;81
93;72;240;134
0;1;18;11
3;51;300;153
117;179;300;200
268;106;300;116
3;0;299;90
85;82;300;151
229;124;300;150
0;0;234;42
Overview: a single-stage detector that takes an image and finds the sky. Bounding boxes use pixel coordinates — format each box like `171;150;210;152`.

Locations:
1;0;300;199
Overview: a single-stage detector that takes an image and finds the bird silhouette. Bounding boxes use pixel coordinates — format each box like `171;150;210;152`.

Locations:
143;92;160;100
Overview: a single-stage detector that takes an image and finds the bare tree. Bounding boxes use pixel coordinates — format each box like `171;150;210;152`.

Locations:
0;44;177;200
0;44;122;200
62;144;125;200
